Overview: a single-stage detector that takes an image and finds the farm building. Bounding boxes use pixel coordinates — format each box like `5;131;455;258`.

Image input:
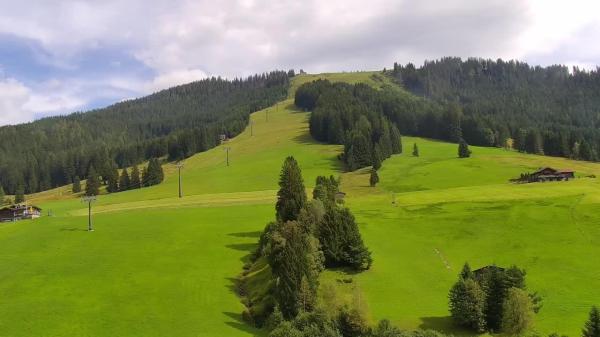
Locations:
531;167;575;182
0;204;42;222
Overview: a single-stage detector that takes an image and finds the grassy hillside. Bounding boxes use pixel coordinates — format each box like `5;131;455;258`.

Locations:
339;137;600;336
2;72;600;337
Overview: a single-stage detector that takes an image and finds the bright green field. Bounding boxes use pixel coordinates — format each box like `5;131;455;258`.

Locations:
339;137;600;336
2;72;600;336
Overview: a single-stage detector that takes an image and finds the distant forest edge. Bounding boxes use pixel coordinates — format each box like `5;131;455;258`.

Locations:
294;58;600;172
389;58;600;160
0;71;291;195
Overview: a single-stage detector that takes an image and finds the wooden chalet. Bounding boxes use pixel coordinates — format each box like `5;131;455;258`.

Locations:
531;167;575;182
0;204;42;222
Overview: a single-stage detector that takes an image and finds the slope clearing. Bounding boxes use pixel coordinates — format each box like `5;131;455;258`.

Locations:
1;72;599;337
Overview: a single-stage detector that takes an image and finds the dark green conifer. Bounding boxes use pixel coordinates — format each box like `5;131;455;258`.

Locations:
107;168;119;193
85;166;100;196
412;143;419;157
72;176;81;193
14;183;25;204
130;165;141;189
119;168;130;191
370;169;379;187
275;156;307;222
458;138;472;158
583;306;600;337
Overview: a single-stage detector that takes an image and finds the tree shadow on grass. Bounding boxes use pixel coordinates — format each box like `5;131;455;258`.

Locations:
226;243;258;252
225;242;257;263
225;276;240;295
60;227;87;232
223;311;265;337
228;231;262;238
419;316;474;337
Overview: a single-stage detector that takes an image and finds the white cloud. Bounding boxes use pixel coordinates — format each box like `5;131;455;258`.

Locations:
146;69;208;93
0;78;33;125
0;0;599;125
0;78;86;125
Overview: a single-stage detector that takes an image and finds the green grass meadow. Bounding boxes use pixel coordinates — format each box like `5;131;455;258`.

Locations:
1;73;600;336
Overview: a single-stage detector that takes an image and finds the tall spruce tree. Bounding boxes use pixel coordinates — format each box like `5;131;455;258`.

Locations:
583;306;600;337
130;165;141;189
107;168;119;193
391;124;403;154
412;143;419;157
119;168;131;191
449;278;487;332
144;159;164;186
85;166;100;196
370;169;379;187
268;221;318;319
458;138;471;158
485;268;507;332
318;207;372;270
501;287;535;334
72;176;81;193
275;156;307;222
14;183;25;204
0;186;5;205
141;166;149;187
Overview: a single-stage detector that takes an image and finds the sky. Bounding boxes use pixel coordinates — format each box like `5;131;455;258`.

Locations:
0;0;599;126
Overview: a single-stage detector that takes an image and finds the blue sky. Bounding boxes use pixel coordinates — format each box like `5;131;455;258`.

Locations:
0;0;599;126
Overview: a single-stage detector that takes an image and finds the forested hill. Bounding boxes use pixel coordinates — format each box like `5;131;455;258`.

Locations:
0;71;291;195
390;57;600;160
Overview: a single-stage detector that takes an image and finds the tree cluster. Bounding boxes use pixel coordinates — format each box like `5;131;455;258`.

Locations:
449;263;539;334
0;71;290;195
268;309;453;337
295;80;402;171
246;157;371;328
390;58;600;162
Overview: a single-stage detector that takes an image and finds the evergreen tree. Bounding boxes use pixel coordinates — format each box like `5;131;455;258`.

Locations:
72;176;81;193
525;129;544;154
390;124;403;154
460;262;473;280
449;278;487;332
0;186;5;205
14;183;25;204
275;156;307;222
501;288;535;334
583;306;600;337
412;143;419;157
371;320;403;337
318;207;372;270
268;221;318;319
370;169;379;187
107;168;119;193
372;146;382;170
458;138;471;158
144;159;165;186
485;268;507;332
346;133;372;170
85;166;100;196
130;165;141;189
119;168;130;191
141;166;149;187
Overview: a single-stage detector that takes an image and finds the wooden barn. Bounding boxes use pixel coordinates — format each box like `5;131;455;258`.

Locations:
531;167;575;182
0;204;42;222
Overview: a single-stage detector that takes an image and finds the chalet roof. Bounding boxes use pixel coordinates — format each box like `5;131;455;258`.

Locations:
0;204;42;212
532;167;574;175
532;167;557;174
